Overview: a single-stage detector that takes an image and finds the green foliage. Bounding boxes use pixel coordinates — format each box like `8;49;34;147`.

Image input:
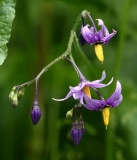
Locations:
0;0;15;65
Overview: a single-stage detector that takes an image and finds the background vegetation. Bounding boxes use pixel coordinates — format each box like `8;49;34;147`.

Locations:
0;0;137;160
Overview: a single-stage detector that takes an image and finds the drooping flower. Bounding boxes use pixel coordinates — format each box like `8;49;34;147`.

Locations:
83;81;123;128
52;57;113;104
80;14;117;62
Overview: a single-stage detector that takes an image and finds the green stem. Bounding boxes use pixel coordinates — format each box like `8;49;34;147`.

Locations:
105;1;132;160
14;10;90;91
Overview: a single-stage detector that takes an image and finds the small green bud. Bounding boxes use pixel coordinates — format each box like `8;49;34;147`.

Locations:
17;88;25;100
66;108;74;119
9;87;18;109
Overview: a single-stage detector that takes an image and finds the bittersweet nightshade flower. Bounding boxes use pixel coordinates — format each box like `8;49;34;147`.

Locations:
53;57;113;104
83;81;123;128
30;80;41;125
80;14;117;62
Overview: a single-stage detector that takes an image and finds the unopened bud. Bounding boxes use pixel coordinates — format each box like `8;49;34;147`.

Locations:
17;88;25;100
9;87;18;108
66;108;74;119
70;121;85;145
30;99;41;125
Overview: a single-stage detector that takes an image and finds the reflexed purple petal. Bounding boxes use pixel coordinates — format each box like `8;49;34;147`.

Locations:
87;71;113;88
52;90;74;101
83;95;104;110
104;29;117;44
112;94;123;108
96;19;109;36
69;82;86;92
102;25;109;37
73;90;83;99
91;71;106;84
89;26;95;34
96;19;104;26
89;77;113;88
106;81;122;106
81;25;95;44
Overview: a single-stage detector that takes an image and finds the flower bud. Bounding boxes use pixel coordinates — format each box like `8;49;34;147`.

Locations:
9;87;18;109
66;108;74;119
70;119;85;145
17;88;25;100
30;80;41;125
30;100;41;125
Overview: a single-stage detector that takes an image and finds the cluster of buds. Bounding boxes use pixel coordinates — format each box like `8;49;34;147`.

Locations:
9;80;41;125
9;86;25;108
67;104;85;145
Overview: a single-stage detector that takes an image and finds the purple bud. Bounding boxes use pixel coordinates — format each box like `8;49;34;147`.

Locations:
30;100;41;125
30;80;41;125
70;121;85;145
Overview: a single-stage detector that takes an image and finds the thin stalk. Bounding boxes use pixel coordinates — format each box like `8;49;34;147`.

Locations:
13;10;90;91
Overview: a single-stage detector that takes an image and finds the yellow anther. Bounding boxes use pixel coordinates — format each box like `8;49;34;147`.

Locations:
102;107;110;128
82;85;91;98
94;44;104;63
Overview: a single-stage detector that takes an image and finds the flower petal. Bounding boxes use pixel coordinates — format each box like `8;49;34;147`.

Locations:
83;94;104;110
87;71;113;88
81;25;95;44
106;81;122;106
52;90;74;101
103;29;117;44
89;26;95;34
96;19;109;36
112;94;123;108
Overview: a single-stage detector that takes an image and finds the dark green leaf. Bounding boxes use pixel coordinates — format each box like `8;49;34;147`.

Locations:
0;0;16;65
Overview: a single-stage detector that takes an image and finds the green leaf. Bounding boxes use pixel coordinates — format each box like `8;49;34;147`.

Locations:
0;0;16;65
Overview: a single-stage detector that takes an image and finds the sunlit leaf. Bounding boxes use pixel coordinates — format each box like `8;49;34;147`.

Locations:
0;0;16;65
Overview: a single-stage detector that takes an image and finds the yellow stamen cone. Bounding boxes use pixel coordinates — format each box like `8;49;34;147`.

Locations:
94;44;104;63
82;86;91;98
102;107;110;128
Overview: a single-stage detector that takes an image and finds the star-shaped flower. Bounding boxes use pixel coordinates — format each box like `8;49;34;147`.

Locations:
83;81;123;128
80;14;117;62
52;57;113;104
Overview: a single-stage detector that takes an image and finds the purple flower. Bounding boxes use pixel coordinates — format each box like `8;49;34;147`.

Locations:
52;57;113;104
83;81;123;128
80;15;117;45
80;14;117;62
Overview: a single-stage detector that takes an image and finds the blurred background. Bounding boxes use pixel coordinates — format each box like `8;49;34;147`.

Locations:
0;0;137;159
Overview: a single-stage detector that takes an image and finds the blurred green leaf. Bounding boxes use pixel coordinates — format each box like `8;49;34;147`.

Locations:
0;0;15;65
